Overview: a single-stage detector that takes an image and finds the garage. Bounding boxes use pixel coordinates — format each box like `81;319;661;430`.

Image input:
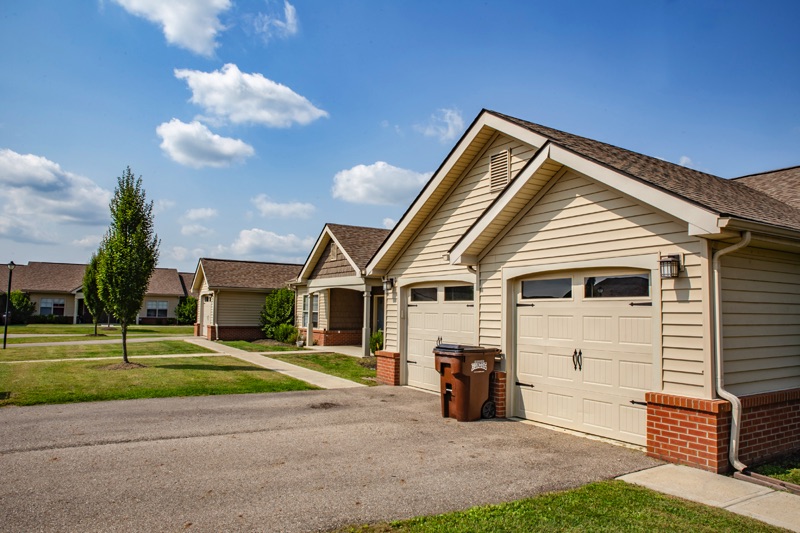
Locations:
514;270;654;445
406;284;475;391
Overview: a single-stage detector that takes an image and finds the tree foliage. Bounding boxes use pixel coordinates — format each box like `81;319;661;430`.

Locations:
97;167;160;363
260;287;295;339
82;251;104;335
8;291;35;325
175;296;198;325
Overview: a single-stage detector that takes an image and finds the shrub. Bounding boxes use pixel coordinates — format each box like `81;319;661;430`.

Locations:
9;291;36;324
369;329;383;355
274;323;298;344
175;296;198;325
27;315;73;324
260;287;295;339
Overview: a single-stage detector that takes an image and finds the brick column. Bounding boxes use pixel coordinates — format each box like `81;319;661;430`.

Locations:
375;350;400;386
490;371;507;418
193;323;201;336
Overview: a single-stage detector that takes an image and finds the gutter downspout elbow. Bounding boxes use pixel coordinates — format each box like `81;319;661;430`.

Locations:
712;231;751;472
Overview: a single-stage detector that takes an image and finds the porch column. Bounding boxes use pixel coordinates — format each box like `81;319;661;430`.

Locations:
362;290;371;357
307;290;314;346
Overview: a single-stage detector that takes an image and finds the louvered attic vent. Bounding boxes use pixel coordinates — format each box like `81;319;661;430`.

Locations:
490;150;510;193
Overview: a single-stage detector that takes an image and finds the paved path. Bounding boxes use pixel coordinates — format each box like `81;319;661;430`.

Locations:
3;336;194;348
0;387;660;532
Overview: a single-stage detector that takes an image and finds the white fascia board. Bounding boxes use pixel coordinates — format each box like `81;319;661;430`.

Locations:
717;218;800;241
191;262;206;293
450;145;552;265
297;228;332;282
550;145;721;235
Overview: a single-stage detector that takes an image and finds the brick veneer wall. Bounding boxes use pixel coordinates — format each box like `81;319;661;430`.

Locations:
194;323;201;336
203;325;264;341
490;371;507;418
375;350;400;386
299;327;362;346
739;389;800;465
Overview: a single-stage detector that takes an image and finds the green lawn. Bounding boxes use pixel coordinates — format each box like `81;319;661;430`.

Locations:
4;324;194;336
0;355;318;406
268;352;378;386
343;480;782;532
0;340;213;362
752;450;800;485
219;340;305;352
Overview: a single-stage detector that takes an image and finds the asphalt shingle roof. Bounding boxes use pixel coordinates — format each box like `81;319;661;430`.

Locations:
732;165;800;211
199;259;302;290
326;223;391;271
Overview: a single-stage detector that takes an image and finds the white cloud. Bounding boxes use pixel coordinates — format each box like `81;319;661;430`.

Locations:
0;149;111;243
174;64;328;127
332;161;431;205
679;155;694;168
252;1;298;42
179;208;217;236
170;246;205;262
251;194;314;218
415;108;465;142
230;228;314;255
72;235;102;248
382;218;396;229
181;224;214;237
154;199;176;214
156;119;254;168
182;207;218;221
112;0;232;57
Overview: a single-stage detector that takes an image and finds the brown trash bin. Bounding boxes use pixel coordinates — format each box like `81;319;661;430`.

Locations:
434;344;501;422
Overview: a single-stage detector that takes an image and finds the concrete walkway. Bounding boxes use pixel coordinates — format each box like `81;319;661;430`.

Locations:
620;464;800;532
3;335;194;348
186;338;366;389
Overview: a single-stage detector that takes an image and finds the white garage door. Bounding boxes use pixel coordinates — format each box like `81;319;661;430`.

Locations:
406;284;475;392
514;271;654;445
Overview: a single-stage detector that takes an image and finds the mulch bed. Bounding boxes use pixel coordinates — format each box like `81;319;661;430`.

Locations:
101;362;147;370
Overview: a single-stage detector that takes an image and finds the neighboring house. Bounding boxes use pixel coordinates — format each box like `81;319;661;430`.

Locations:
292;223;390;356
192;258;302;341
367;109;800;474
0;262;187;324
179;272;199;300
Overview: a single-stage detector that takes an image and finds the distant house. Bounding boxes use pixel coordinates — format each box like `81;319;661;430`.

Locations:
291;223;390;356
179;272;199;299
0;262;187;324
192;258;302;341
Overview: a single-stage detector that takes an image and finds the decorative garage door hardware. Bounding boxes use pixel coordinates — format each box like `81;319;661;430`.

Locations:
629;302;652;306
407;304;418;307
629;400;647;406
407;360;418;364
516;303;535;307
515;381;536;388
572;349;583;371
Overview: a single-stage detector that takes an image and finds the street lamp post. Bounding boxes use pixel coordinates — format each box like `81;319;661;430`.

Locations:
3;261;15;349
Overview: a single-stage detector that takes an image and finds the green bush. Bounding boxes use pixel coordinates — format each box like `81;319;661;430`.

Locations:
369;329;383;354
174;296;197;325
27;315;73;324
260;287;295;339
274;323;298;344
9;291;36;324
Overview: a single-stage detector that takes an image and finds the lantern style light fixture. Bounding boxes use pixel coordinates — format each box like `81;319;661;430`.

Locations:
382;277;394;291
659;254;682;279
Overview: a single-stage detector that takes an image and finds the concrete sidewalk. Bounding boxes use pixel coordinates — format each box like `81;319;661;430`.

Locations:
186;338;366;389
3;336;193;348
620;464;800;531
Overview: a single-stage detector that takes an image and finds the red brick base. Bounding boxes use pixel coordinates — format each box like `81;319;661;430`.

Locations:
375;350;400;386
202;325;265;341
194;323;201;336
490;371;507;418
299;328;362;347
646;389;800;473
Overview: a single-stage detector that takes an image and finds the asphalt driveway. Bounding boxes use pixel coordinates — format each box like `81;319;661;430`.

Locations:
0;387;660;532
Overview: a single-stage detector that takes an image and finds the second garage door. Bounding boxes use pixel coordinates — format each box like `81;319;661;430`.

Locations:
513;271;654;446
406;284;475;391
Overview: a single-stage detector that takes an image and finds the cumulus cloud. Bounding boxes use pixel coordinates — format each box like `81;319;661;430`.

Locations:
415;108;465;142
0;149;111;243
179;207;217;237
182;207;218;221
251;194;314;218
174;64;328;127
156;119;254;168
332;161;431;205
229;228;314;255
154;199;176;215
382;217;396;229
679;155;694;168
112;0;231;57
181;224;214;237
252;1;298;42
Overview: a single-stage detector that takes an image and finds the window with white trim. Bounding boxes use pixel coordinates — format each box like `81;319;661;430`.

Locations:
146;300;168;318
40;298;66;316
303;294;319;328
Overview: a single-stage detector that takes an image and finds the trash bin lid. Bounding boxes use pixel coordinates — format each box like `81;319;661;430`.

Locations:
434;343;494;354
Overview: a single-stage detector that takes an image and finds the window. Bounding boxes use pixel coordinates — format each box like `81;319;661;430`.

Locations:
584;274;650;298
410;288;437;302
146;300;168;318
522;278;572;299
444;285;474;301
40;298;65;316
303;294;319;328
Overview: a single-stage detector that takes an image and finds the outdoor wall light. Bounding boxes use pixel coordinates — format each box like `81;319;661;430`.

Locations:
382;277;395;291
659;254;682;279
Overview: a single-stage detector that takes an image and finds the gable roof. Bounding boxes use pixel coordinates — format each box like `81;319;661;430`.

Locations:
196;258;301;291
147;268;185;297
732;165;800;210
297;223;390;282
179;272;198;299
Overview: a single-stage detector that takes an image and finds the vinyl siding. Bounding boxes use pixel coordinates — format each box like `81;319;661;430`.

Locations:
138;296;180;319
721;247;800;395
30;293;75;318
217;291;270;327
294;286;327;330
383;134;535;350
479;172;708;397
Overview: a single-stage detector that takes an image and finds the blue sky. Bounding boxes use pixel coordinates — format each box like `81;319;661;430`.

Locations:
1;0;798;273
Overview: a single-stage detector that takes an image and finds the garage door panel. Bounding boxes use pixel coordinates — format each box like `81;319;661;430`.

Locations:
547;392;576;422
547;315;575;341
519;314;544;339
516;387;544;417
548;349;578;381
583;316;613;342
518;350;544;377
424;312;440;330
619;316;651;345
583;398;614;430
619;360;651;391
582;355;613;387
619;404;647;441
408;310;424;329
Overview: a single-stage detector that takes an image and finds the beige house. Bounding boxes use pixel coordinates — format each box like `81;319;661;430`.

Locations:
368;109;800;474
192;258;301;341
0;262;186;324
292;223;390;356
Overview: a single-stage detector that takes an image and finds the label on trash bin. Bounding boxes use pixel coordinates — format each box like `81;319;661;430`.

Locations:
471;360;488;373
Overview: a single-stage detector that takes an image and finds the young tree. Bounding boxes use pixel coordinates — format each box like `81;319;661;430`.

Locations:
260;287;295;339
97;167;160;363
174;296;198;325
82;251;104;336
9;291;35;324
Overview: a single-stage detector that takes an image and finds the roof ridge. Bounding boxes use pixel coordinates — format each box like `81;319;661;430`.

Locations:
731;164;800;180
200;257;303;266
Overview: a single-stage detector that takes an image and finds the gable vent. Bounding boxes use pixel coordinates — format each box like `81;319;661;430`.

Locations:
490;150;510;193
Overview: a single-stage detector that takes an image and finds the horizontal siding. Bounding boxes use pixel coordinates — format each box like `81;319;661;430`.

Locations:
218;291;268;327
479;172;707;397
139;296;180;319
721;247;800;396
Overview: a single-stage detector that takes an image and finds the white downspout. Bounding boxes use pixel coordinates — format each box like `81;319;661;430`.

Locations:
712;231;751;472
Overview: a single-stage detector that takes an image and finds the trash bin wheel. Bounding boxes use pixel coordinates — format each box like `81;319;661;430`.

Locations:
481;400;496;419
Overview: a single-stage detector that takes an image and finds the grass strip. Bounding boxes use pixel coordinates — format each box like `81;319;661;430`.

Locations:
268;352;378;386
342;480;782;532
0;341;214;362
751;450;800;485
0;355;318;406
4;325;194;336
219;340;306;352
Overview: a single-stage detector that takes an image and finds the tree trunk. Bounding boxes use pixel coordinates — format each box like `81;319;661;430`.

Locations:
93;319;98;336
121;321;128;364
